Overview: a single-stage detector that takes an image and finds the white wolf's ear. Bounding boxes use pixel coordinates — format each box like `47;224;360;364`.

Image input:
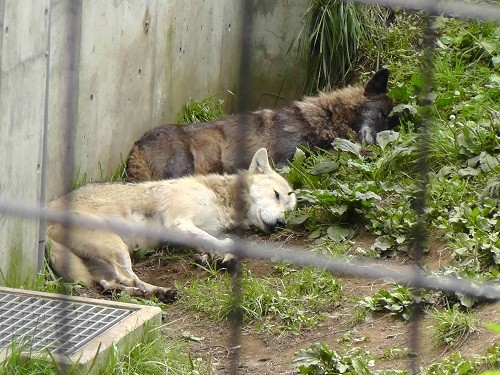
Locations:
248;148;272;174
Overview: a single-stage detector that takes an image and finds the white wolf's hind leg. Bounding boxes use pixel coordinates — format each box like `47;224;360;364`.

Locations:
100;279;177;302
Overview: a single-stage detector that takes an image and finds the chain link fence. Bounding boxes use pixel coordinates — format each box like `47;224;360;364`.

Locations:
0;0;499;373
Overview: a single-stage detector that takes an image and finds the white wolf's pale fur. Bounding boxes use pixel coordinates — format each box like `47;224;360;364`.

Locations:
46;148;296;300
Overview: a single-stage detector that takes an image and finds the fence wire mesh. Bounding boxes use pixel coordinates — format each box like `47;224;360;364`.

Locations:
0;0;499;373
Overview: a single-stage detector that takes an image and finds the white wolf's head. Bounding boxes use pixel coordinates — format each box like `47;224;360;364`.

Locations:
244;148;296;233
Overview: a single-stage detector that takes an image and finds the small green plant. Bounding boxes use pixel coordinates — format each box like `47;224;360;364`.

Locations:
292;343;376;375
420;346;500;375
293;341;500;375
71;158;128;189
0;249;71;294
421;351;483;375
33;259;79;295
101;160;128;182
379;345;411;360
287;10;499;275
292;343;409;374
176;94;226;125
357;285;415;321
430;307;478;348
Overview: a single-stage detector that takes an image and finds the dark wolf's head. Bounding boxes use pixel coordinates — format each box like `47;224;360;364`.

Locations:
356;68;398;144
294;68;397;148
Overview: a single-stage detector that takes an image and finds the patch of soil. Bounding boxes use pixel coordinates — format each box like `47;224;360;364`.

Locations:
75;233;500;374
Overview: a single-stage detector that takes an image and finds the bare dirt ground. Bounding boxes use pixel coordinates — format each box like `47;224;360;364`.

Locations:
78;232;500;374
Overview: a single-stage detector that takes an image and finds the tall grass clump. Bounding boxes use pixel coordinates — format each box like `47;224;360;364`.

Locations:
295;0;363;93
294;1;417;93
431;307;478;348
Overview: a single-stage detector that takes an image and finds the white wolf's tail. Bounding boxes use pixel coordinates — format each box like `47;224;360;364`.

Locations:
46;237;93;285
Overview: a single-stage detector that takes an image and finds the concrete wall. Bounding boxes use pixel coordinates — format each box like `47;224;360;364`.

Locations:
0;0;308;285
250;0;307;108
0;0;50;284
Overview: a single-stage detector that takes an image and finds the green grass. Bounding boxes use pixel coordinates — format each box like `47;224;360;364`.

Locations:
293;342;500;375
71;159;127;190
286;13;500;281
0;254;70;294
431;307;478;348
0;342;57;375
176;94;226;125
181;264;341;333
0;323;215;375
289;8;499;372
100;323;215;375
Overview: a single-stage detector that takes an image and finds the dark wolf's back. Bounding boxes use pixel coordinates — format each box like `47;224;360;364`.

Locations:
127;110;307;180
126;69;395;182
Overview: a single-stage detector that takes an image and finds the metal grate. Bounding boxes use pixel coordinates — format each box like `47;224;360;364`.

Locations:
0;291;131;356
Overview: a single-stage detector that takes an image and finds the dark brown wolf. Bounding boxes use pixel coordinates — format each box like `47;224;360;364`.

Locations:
126;69;395;182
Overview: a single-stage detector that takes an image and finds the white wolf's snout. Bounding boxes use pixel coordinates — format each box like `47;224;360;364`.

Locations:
261;215;286;233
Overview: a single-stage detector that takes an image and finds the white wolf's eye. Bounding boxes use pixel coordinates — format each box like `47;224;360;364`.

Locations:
274;190;280;200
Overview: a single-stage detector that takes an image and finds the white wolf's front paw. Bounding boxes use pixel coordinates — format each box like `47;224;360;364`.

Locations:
196;238;237;271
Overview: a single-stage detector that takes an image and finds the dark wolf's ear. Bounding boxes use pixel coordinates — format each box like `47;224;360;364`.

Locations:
364;68;389;95
248;148;272;174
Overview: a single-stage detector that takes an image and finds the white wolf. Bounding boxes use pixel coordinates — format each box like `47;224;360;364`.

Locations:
46;148;296;301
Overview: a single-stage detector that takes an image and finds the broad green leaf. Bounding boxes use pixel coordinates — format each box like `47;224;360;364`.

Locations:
332;138;361;157
355;191;381;201
308;228;322;239
458;167;480;177
479;152;500;172
492;55;500;68
480;39;497;54
373;236;393;251
388;84;411;101
435;91;456;109
392;103;418;115
327;225;352;242
484;322;500;334
376;130;399;151
456;292;476;309
329;205;348;216
396;236;406;244
488;74;500;87
410;73;425;89
309;161;340;175
288;214;310;225
292;148;307;166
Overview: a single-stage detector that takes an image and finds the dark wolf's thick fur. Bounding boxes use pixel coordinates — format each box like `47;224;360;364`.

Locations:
127;69;395;182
